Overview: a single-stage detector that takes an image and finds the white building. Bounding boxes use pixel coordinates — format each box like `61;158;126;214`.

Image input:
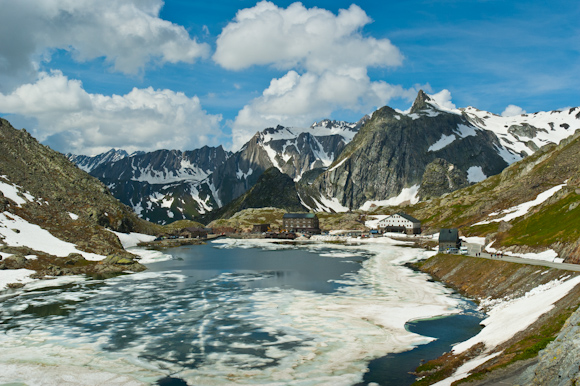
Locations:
377;213;421;234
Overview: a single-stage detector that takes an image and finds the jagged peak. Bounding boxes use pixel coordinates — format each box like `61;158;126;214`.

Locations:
409;90;433;114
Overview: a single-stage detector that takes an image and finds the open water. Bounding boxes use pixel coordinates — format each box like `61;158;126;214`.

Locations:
0;239;483;385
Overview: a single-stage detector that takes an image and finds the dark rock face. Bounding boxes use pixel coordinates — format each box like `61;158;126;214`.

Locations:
203;167;307;222
310;92;509;209
90;146;230;182
418;158;470;200
69;120;359;224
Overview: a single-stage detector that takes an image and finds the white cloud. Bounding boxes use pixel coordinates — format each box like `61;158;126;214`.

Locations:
216;2;412;150
501;104;527;117
230;69;420;149
0;71;222;155
213;1;403;73
0;0;210;91
430;89;457;110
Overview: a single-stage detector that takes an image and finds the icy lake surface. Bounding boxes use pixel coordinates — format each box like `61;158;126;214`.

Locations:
0;239;481;386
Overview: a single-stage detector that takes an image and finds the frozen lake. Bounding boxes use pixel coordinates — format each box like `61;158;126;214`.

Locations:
0;239;482;385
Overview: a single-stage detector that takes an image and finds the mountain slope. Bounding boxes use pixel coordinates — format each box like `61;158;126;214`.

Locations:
66;148;134;173
203;167;307;223
0;118;161;282
306;91;580;211
393;129;580;263
70;120;360;224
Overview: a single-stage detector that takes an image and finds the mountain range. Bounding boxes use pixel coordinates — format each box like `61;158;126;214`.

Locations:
68;91;580;224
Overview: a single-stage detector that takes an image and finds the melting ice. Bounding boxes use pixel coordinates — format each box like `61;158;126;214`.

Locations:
0;240;467;385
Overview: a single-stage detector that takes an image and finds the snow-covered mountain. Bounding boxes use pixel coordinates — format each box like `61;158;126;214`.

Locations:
67;91;580;222
301;91;580;212
67;120;360;224
66;149;140;173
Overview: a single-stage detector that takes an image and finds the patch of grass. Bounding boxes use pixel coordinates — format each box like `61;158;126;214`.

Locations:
503;192;580;247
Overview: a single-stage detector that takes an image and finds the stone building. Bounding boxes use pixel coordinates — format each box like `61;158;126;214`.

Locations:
282;213;320;234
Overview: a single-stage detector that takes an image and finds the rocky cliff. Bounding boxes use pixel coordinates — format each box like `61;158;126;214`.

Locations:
310;91;510;210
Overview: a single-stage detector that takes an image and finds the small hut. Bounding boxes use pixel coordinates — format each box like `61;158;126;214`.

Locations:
252;224;270;233
182;227;208;239
438;228;460;252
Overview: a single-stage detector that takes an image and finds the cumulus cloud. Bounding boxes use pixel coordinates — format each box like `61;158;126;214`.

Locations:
0;0;210;91
501;104;527;117
430;89;457;110
230;69;420;149
214;1;403;72
217;1;411;149
0;71;222;155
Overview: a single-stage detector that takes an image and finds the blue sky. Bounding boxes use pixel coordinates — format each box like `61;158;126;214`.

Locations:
0;0;578;155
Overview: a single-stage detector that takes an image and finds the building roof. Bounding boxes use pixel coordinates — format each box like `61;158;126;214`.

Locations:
439;228;459;242
184;227;208;233
378;212;421;223
396;212;420;223
283;213;317;219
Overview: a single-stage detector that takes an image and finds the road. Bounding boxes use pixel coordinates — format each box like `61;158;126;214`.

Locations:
462;242;580;272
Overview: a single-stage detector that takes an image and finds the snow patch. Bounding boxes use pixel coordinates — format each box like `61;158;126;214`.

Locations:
467;166;487;183
428;134;456;152
0;212;104;261
360;185;420;211
474;183;566;225
452;275;580;354
0;269;36;291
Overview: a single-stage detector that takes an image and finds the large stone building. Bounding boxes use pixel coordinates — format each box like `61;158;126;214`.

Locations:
377;213;421;234
282;213;321;234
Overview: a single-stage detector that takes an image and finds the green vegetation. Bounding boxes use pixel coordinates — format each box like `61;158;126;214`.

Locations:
502;191;580;247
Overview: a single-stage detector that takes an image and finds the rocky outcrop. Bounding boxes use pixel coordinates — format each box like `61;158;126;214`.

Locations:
418;158;470;200
310;91;509;209
0;118;161;267
518;307;580;385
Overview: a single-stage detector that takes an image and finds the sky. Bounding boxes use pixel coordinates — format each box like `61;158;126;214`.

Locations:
0;0;578;155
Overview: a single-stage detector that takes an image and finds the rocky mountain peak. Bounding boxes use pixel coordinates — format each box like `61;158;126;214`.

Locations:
410;90;433;114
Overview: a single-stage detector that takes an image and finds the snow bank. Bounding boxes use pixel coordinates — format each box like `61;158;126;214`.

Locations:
475;183;566;225
360;185;420;211
0;212;104;261
0;178;35;207
109;231;156;249
452;275;580;354
0;269;36;291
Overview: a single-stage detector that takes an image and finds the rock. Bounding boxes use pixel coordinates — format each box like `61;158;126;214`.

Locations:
518;308;580;385
498;220;513;232
61;253;87;265
103;253;138;265
1;255;28;269
418;158;470;200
